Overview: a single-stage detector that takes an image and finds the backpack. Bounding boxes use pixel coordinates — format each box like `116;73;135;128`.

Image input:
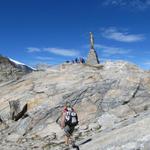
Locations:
65;108;78;126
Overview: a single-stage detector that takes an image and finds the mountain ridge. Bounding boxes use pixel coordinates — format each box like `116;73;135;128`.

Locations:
0;55;34;83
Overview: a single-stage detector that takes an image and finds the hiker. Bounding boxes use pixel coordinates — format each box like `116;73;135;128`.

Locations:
65;60;70;63
79;57;85;64
61;102;78;147
75;58;79;63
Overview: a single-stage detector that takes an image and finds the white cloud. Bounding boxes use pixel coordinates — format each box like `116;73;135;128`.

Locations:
95;44;131;56
26;47;80;57
102;0;150;10
143;61;150;66
27;47;41;53
140;61;150;70
36;56;53;61
101;27;144;42
44;48;80;57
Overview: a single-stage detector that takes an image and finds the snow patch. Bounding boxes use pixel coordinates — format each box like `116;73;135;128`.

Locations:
9;58;36;70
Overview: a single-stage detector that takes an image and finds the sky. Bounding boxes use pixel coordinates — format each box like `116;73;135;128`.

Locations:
0;0;150;70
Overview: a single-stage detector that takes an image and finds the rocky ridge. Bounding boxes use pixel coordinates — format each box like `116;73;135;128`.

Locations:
0;61;150;150
0;55;33;83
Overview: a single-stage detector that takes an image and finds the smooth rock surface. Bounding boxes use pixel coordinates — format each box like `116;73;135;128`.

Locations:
0;61;150;150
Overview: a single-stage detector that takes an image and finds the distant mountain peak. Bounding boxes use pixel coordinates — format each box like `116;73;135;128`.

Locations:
0;55;35;83
8;57;36;71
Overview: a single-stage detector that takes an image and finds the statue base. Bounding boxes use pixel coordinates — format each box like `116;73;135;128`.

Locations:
86;48;99;65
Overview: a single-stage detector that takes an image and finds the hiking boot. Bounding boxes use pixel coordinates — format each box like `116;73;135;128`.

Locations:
72;144;79;150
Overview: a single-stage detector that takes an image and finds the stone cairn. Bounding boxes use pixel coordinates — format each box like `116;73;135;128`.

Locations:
86;32;99;65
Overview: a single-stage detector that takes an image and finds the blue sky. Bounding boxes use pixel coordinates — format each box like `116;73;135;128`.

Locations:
0;0;150;70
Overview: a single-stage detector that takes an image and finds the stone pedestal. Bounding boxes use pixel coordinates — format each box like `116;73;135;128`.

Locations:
86;48;99;65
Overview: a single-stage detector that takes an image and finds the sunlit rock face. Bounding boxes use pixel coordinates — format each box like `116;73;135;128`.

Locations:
0;61;150;150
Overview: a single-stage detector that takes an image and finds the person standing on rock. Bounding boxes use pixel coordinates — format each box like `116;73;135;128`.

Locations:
61;101;78;148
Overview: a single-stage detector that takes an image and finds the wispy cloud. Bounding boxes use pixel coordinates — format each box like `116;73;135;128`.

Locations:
102;0;150;10
140;61;150;70
44;48;80;57
36;56;53;61
27;47;80;57
101;27;145;42
95;44;131;56
27;47;41;53
143;61;150;66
